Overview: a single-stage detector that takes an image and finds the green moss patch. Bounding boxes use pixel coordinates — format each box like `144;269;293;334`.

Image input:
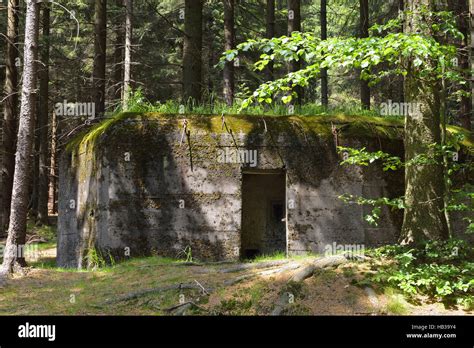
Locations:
66;112;473;155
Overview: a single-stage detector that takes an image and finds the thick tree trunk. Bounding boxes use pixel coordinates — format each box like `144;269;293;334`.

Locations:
1;0;20;234
400;0;449;244
123;0;132;109
223;0;235;106
265;0;275;81
288;0;303;104
36;3;50;226
183;0;203;104
359;0;370;109
1;0;40;275
321;0;328;107
93;0;107;117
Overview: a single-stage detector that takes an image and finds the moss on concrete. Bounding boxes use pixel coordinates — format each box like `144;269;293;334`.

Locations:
66;112;474;155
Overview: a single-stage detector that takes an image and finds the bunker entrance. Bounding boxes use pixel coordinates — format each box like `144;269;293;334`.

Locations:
241;169;287;259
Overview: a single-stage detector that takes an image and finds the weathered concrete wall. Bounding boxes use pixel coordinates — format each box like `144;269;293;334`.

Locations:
58;113;411;267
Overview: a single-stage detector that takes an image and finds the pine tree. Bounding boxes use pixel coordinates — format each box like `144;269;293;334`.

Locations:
183;0;204;104
1;0;40;275
223;0;235;106
93;0;107;116
1;0;20;233
359;0;370;109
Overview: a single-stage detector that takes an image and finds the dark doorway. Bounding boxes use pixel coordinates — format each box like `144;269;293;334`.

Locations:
241;169;286;259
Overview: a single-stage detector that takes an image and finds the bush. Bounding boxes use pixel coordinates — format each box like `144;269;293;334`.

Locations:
366;239;474;309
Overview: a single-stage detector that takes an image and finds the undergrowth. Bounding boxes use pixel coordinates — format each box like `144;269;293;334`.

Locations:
364;239;474;309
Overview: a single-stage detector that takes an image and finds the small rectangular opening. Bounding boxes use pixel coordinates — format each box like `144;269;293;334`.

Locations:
241;169;287;259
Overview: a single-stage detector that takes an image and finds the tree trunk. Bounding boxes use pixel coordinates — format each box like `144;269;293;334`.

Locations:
36;3;50;226
265;0;275;81
398;0;405;104
113;0;124;101
400;0;449;244
288;0;303;104
1;0;40;275
321;0;328;107
183;0;203;104
457;0;471;130
123;0;132;109
447;0;471;130
471;0;474;128
359;0;370;109
93;0;107;117
223;0;235;106
1;0;20;234
48;111;57;215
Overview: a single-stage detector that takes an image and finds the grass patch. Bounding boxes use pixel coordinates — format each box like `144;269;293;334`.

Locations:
384;288;409;315
249;251;288;263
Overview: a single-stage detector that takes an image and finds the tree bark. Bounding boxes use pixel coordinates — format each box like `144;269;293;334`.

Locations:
223;0;235;106
265;0;275;81
447;0;471;130
471;0;474;128
400;0;449;244
36;3;51;225
113;0;124;101
1;0;40;275
123;0;132;109
288;0;303;104
359;0;370;109
93;0;107;117
48;111;57;215
1;0;20;234
321;0;328;107
183;0;203;104
457;0;471;130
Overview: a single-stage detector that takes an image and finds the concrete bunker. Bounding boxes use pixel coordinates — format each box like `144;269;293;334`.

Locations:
57;113;472;268
241;169;286;259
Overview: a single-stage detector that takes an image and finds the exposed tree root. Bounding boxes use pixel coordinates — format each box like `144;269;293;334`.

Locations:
219;259;290;273
164;301;208;315
103;282;213;305
272;253;361;315
223;262;301;286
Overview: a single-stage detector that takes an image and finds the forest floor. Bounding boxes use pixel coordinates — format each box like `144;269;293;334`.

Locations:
0;243;472;316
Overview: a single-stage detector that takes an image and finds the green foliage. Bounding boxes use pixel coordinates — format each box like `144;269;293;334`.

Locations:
26;220;57;243
339;194;405;226
337;146;403;171
176;246;193;263
85;248;115;270
120;88;386;117
337;134;473;230
222;9;462;109
366;240;474;308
